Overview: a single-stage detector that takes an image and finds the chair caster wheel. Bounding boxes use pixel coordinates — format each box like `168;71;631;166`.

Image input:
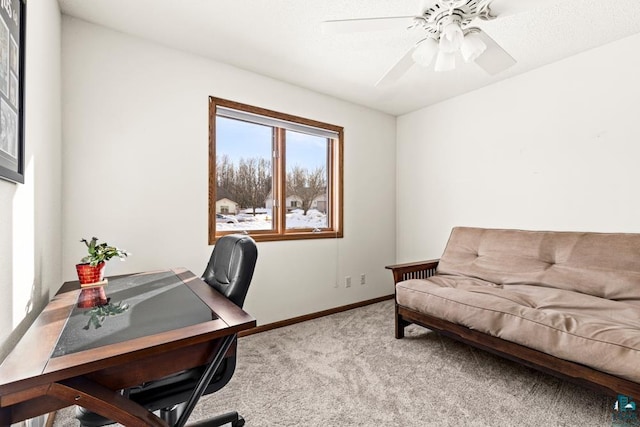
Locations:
233;415;245;427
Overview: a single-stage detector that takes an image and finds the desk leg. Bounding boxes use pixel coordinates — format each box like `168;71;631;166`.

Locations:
49;377;169;427
0;407;10;427
174;334;236;427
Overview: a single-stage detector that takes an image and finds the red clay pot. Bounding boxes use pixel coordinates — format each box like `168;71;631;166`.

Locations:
76;262;106;285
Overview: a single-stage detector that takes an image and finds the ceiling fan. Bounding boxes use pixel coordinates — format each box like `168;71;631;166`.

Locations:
322;0;545;86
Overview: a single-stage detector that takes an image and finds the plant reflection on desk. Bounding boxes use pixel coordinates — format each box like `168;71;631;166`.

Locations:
83;301;129;329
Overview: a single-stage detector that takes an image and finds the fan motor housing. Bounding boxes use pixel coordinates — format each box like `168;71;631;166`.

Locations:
414;0;495;38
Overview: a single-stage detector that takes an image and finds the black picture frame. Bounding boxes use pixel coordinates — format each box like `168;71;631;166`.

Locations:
0;0;25;184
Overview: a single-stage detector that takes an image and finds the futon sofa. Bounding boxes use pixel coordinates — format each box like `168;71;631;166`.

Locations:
387;227;640;397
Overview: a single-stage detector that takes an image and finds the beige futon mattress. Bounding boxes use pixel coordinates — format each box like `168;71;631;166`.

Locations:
397;275;640;383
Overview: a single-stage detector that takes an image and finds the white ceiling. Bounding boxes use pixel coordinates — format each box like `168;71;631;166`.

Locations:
58;0;640;116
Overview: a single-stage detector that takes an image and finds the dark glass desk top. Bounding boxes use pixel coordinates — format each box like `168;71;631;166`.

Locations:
52;271;215;357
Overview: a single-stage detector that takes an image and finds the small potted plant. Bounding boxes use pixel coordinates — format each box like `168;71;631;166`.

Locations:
76;237;130;285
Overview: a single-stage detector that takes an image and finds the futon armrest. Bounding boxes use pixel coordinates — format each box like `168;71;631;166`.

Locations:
385;259;440;284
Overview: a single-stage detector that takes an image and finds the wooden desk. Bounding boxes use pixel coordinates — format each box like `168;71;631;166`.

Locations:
0;268;256;426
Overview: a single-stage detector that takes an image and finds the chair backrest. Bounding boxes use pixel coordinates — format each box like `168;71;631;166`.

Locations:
202;234;258;308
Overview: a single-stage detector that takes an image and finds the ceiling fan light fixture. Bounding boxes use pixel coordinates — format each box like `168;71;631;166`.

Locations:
411;38;439;67
434;50;456;72
461;32;487;62
439;22;463;53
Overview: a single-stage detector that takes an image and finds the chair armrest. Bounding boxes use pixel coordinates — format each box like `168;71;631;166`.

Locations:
385;259;440;284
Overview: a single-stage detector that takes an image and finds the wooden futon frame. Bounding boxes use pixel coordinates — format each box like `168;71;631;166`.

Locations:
387;260;640;399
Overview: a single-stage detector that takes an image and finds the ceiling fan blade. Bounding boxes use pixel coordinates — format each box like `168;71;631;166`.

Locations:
473;30;516;75
375;46;416;87
488;0;557;17
322;16;415;34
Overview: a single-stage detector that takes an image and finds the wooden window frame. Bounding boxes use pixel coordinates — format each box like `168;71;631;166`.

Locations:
209;97;344;244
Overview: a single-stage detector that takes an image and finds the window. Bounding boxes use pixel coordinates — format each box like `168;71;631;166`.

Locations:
209;97;343;243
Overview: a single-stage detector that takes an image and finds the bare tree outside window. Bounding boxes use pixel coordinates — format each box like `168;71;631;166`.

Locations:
286;166;326;215
236;157;272;215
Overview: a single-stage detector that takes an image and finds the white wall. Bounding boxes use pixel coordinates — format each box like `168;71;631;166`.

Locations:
396;33;640;262
0;0;61;361
61;17;396;325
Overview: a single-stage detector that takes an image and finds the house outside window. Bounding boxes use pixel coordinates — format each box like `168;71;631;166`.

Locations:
209;97;344;243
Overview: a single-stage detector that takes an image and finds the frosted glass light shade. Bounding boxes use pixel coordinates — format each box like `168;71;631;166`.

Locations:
411;38;439;67
439;22;463;53
461;32;487;62
434;50;456;72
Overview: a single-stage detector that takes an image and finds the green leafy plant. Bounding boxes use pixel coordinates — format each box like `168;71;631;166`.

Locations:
80;237;130;267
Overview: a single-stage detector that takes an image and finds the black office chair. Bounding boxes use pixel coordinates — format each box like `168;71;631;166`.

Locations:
76;234;258;427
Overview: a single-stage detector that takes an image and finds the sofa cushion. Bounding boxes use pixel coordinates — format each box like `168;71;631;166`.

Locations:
436;227;640;303
396;276;640;382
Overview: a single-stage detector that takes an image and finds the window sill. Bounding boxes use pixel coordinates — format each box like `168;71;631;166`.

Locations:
211;230;343;244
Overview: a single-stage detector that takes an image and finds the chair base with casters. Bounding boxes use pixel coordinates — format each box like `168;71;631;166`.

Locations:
76;337;245;427
180;411;244;427
76;339;243;427
78;405;244;427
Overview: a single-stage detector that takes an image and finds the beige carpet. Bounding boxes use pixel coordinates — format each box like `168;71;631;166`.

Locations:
53;300;618;426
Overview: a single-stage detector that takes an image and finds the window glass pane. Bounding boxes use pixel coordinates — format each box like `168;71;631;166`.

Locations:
284;130;329;230
216;117;274;231
218;106;339;139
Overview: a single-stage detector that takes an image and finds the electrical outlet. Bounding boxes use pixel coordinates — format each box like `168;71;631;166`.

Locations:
360;274;366;285
345;276;352;288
